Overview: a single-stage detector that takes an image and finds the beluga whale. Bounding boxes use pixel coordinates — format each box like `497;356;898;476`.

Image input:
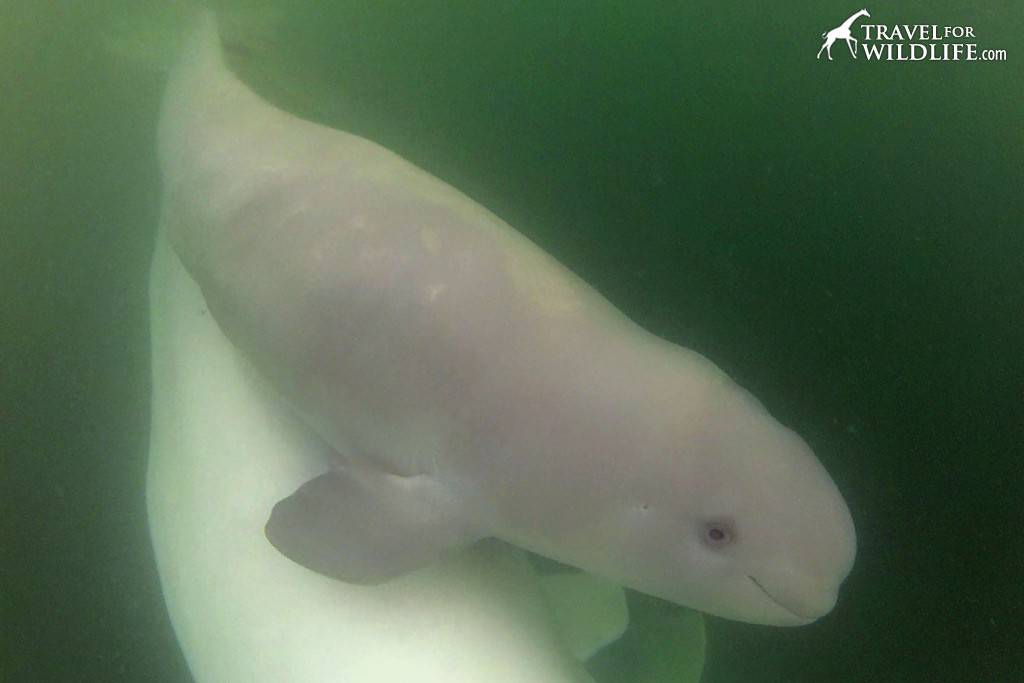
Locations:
158;11;856;627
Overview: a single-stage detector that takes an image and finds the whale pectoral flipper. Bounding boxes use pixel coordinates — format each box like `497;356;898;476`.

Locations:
265;466;479;583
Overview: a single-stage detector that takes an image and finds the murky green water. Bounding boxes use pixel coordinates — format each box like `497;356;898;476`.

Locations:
2;1;1021;681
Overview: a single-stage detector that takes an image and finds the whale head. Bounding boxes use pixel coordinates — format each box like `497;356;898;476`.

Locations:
583;371;857;626
499;345;858;627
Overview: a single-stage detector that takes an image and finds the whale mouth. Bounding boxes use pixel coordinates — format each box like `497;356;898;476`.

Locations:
748;575;816;622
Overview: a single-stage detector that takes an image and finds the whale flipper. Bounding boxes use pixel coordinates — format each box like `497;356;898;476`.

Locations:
266;466;481;582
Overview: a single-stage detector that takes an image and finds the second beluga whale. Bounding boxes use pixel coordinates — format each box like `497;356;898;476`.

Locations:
159;11;856;626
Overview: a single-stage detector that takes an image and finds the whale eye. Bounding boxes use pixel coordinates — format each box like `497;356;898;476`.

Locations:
702;522;734;548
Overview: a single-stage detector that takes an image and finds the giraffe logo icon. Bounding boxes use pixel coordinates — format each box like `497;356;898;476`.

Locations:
817;9;871;60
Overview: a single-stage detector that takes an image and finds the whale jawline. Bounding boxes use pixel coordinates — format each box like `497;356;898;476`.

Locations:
748;575;815;621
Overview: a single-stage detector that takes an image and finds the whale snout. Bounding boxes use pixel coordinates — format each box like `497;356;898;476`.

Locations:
749;572;842;625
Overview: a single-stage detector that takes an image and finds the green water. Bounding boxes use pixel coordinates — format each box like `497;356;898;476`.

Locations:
2;1;1021;681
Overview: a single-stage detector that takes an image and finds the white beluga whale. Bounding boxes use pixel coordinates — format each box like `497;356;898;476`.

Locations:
156;9;855;640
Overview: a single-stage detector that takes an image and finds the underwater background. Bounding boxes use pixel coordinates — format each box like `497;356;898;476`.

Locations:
1;1;1021;681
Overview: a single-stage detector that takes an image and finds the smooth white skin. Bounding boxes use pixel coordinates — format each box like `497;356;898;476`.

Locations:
148;233;597;683
159;12;855;629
